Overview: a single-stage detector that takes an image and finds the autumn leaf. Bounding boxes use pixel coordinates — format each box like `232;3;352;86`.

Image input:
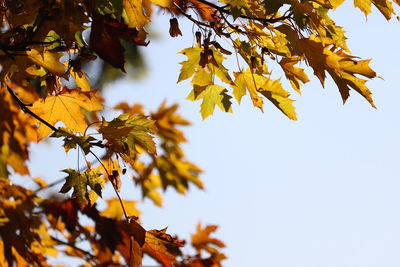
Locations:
60;168;104;206
279;57;309;94
30;87;103;139
177;46;203;83
155;154;203;193
259;78;297;120
186;84;232;119
123;0;150;38
26;45;67;78
90;14;148;71
144;228;183;267
98;114;158;165
299;36;377;106
101;198;141;220
65;62;91;91
191;223;225;255
50;127;96;154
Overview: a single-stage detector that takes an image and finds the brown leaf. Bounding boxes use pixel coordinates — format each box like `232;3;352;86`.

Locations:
90;14;148;71
144;228;183;267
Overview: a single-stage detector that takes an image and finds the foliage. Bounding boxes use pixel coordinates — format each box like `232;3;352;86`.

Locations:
0;0;397;266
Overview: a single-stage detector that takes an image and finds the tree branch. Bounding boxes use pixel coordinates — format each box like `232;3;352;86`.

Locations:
51;236;96;260
193;0;292;24
6;85;58;133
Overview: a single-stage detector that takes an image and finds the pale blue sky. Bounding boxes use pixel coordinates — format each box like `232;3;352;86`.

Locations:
28;2;400;266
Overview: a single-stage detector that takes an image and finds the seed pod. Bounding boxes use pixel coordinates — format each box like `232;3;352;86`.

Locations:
207;49;218;67
250;56;257;73
195;31;202;46
169;18;182;37
109;170;121;192
214;42;232;55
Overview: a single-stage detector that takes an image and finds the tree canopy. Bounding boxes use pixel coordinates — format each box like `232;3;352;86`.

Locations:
0;0;398;266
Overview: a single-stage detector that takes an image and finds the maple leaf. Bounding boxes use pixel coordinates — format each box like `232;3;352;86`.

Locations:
299;36;377;106
177;46;203;83
232;68;297;119
186;84;232;119
144;228;183;267
60;169;104;207
259;78;297;120
132;160;164;206
65;62;91;91
123;0;150;38
98;114;158;165
191;223;225;255
354;0;395;19
279;57;310;94
50;127;96;154
101;198;141;220
26;45;67;78
30;87;103;140
90;14;148;71
155;154;204;193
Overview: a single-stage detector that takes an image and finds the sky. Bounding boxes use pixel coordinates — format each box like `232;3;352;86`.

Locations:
27;2;400;267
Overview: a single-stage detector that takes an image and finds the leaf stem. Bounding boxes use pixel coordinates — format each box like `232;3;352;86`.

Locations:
89;151;129;220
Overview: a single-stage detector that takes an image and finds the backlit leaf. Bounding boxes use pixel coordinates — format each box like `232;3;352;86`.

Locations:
26;46;66;78
60;168;104;206
30;88;103;139
187;84;232;119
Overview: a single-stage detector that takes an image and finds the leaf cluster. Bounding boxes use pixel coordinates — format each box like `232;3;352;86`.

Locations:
0;0;398;266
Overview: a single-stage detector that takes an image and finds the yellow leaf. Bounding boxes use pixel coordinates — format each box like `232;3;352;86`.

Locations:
191;67;213;87
31;223;58;257
26;45;66;78
0;241;8;267
354;0;372;16
260;78;297;120
372;0;394;20
30;88;103;139
280;57;309;94
177;46;202;83
232;71;247;104
187;85;232;119
341;72;375;108
101;198;141;220
123;0;150;38
65;62;91;91
241;69;265;111
340;59;376;78
150;0;172;7
220;0;249;9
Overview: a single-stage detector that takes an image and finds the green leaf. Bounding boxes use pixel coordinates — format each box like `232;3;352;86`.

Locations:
60;169;104;206
50;127;96;154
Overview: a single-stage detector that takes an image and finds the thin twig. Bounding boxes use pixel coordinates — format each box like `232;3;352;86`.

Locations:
174;3;210;29
51;236;96;260
90;151;129;220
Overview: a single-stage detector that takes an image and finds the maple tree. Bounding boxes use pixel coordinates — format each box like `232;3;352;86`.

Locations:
0;0;397;266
